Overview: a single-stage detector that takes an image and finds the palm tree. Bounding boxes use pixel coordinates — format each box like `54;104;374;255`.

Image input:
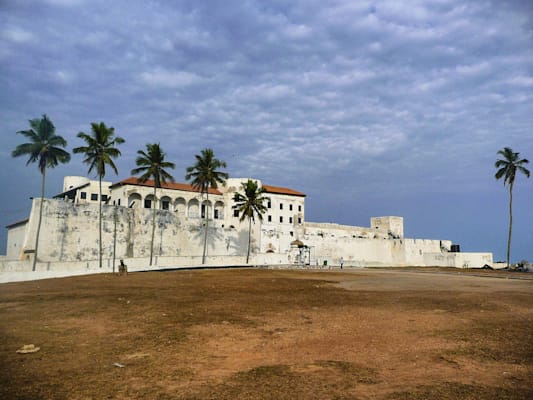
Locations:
232;180;269;263
12;115;70;271
73;122;125;269
185;148;228;264
131;143;175;266
495;147;530;268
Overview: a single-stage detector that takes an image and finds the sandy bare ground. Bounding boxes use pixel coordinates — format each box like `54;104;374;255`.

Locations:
0;267;532;399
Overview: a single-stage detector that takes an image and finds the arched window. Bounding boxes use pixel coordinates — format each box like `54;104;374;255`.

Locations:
188;199;199;218
174;197;186;215
201;200;212;219
160;196;171;210
144;194;155;209
128;193;142;209
214;201;224;219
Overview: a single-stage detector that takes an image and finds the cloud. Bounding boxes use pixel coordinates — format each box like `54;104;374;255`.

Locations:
140;69;205;88
2;27;34;43
1;0;532;260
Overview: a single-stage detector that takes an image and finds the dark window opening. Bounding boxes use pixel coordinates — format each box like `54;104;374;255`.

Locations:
214;209;219;219
289;217;293;224
144;199;152;208
80;192;87;199
101;194;108;202
298;205;302;212
298;218;302;224
280;203;283;210
91;193;98;201
233;209;239;217
289;204;293;211
162;200;169;210
268;215;272;222
267;201;271;208
280;216;283;223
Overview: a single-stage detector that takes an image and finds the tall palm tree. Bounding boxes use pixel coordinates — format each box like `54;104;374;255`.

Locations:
232;180;269;263
185;148;228;264
495;147;530;268
131;143;175;266
12;114;70;271
73;122;125;269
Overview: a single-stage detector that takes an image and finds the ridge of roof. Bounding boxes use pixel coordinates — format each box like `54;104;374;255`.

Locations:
262;184;306;197
53;182;91;198
110;177;223;195
6;218;29;229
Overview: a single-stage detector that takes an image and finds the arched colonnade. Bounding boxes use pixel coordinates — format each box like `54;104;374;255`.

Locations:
126;192;225;220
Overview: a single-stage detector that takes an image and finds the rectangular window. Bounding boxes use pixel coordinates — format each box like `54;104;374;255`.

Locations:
162;201;169;210
280;216;283;223
298;205;302;212
268;215;272;222
233;209;239;217
214;209;219;219
280;203;283;210
289;217;293;224
101;194;108;202
267;201;271;208
298;217;302;224
117;199;121;206
144;199;151;208
289;204;293;211
80;192;87;199
91;193;98;201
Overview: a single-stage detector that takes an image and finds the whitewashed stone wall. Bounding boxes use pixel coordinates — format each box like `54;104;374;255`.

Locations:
13;198;251;263
2;196;494;283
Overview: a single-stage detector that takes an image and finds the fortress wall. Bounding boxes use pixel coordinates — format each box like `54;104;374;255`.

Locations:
6;221;27;260
303;222;389;239
403;238;449;266
423;252;493;268
306;236;398;266
0;253;291;283
13;199;251;263
3;199;494;284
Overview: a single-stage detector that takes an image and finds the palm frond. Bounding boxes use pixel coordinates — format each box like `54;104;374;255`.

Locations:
12;115;70;174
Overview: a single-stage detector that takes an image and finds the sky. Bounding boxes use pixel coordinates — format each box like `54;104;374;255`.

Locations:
1;0;532;262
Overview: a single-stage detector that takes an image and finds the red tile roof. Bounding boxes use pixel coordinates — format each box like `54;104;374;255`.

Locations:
262;184;306;197
110;177;222;195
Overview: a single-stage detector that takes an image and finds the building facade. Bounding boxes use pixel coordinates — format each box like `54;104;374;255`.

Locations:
3;175;493;278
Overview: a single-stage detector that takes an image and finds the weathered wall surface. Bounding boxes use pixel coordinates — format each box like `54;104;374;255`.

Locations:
424;252;493;268
2;198;495;283
6;222;27;260
14;199;251;262
0;253;291;283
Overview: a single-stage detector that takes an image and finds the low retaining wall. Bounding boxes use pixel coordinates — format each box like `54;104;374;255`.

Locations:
423;252;493;269
0;253;290;283
0;251;495;284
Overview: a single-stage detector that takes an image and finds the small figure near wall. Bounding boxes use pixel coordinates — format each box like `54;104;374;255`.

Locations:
340;257;344;269
119;259;128;275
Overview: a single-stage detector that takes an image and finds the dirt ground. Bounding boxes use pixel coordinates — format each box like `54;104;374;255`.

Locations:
1;267;532;399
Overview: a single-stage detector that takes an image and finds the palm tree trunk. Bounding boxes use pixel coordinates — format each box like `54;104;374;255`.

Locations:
33;170;46;271
507;182;513;268
99;176;102;268
150;185;157;266
246;217;252;264
202;191;209;264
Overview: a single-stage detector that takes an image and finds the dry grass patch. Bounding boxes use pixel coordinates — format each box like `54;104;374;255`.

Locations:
0;268;531;399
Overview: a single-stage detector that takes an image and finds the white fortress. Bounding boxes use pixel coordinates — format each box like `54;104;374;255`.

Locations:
1;176;493;282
